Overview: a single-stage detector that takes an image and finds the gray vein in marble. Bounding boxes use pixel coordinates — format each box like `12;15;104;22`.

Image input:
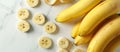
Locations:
46;6;53;17
0;3;12;11
0;0;18;31
29;44;39;52
0;9;14;30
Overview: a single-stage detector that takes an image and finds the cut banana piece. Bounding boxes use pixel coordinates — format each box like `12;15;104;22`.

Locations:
17;20;30;32
73;48;82;52
32;13;45;25
59;0;72;3
57;37;69;49
17;8;29;20
44;0;58;6
38;36;52;48
44;22;57;33
26;0;39;7
57;48;68;52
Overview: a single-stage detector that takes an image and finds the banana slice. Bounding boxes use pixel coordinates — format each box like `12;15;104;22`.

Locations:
32;13;45;25
38;36;52;48
17;8;29;20
17;20;30;32
73;48;82;52
59;0;72;3
57;48;68;52
44;22;57;33
44;0;58;6
26;0;39;7
57;37;69;49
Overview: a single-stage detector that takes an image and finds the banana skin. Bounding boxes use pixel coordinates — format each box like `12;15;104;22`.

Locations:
56;0;102;22
87;14;120;52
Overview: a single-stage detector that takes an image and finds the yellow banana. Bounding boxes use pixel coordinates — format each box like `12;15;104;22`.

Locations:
103;35;120;52
87;14;120;52
55;0;102;22
74;15;108;45
78;0;120;36
71;22;81;38
74;34;93;45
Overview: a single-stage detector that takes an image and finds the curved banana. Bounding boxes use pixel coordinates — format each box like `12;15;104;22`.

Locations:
71;22;81;38
78;0;120;36
87;14;120;52
103;35;120;52
74;34;93;45
74;17;106;45
55;0;102;22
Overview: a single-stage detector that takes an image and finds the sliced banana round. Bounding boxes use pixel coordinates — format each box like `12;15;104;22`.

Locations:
44;22;57;33
44;0;58;6
57;37;69;49
17;20;30;32
38;36;52;48
17;8;29;20
72;48;82;52
59;0;72;3
32;13;45;25
57;48;68;52
26;0;39;7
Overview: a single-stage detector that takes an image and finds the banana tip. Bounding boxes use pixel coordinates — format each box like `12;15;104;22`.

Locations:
71;36;75;39
74;43;78;46
74;42;79;46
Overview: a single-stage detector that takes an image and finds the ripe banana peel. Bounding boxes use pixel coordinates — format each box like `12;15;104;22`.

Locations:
87;14;120;52
71;22;81;38
73;15;108;45
78;0;120;36
104;35;120;52
55;0;102;22
74;34;93;45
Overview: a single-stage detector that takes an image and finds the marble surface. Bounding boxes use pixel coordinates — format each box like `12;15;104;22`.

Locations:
0;0;120;52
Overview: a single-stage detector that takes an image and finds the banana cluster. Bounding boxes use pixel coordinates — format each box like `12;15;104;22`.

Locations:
56;0;120;52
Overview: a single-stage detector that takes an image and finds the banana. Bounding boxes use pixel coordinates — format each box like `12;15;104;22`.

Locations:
55;0;102;22
78;0;120;36
38;36;52;48
74;34;93;45
17;8;30;20
104;35;120;52
57;37;70;49
44;0;58;6
57;48;68;52
32;13;46;25
17;20;30;32
59;0;73;3
71;22;81;38
87;14;120;52
26;0;40;7
44;22;57;33
72;48;83;52
74;19;105;45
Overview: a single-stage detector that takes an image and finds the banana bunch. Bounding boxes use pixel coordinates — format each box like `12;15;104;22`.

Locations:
56;0;120;52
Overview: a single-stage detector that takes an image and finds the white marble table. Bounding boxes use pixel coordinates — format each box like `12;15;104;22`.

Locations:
0;0;120;52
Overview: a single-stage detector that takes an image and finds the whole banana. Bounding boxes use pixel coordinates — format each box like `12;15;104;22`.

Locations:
87;14;120;52
56;0;102;22
74;17;107;45
78;0;120;36
71;22;81;38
